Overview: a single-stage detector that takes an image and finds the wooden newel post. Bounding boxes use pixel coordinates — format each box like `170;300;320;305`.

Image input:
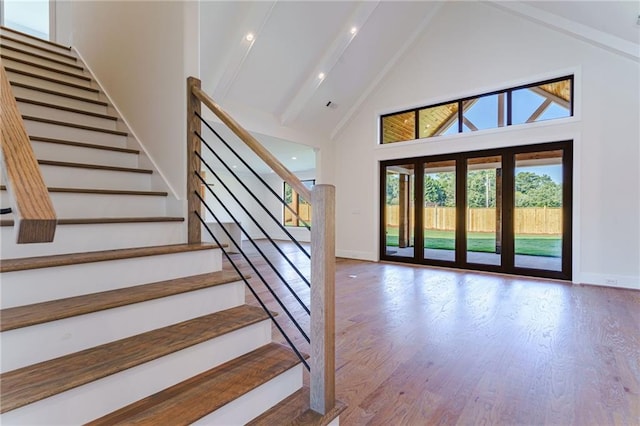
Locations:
187;77;201;243
310;184;336;414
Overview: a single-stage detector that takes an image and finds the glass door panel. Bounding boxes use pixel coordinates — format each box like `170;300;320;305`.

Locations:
514;150;563;271
423;160;456;262
384;164;415;258
466;156;502;266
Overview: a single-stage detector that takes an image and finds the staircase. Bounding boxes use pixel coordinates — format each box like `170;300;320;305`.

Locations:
0;26;341;425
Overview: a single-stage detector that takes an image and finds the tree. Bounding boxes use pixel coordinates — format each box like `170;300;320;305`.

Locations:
386;174;399;205
515;172;562;207
467;170;496;208
424;175;445;206
436;172;456;207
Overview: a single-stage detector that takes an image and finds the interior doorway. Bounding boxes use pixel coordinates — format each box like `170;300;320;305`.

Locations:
380;141;572;280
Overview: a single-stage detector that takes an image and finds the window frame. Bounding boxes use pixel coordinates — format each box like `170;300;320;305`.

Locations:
380;75;574;144
379;140;573;281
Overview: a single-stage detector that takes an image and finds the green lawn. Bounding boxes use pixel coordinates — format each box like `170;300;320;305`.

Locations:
386;228;561;257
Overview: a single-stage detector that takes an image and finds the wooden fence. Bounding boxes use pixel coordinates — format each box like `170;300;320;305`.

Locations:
386;206;562;235
284;204;312;227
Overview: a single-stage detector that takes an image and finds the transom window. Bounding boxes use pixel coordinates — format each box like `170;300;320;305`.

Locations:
381;76;573;144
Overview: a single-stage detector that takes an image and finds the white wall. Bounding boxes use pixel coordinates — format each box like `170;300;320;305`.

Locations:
203;169;313;245
331;2;639;289
56;1;199;204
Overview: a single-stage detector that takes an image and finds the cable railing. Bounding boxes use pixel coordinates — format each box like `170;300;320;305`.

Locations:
186;77;335;414
0;64;56;244
196;112;311;232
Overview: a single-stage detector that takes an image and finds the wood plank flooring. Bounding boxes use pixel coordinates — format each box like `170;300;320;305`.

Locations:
226;240;640;425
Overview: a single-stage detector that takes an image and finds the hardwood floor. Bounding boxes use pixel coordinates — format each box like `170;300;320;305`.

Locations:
226;240;639;425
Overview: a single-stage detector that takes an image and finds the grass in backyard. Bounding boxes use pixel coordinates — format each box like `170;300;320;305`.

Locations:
386;228;561;257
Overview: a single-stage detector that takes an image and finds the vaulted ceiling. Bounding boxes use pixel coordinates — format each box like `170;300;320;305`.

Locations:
198;1;639;172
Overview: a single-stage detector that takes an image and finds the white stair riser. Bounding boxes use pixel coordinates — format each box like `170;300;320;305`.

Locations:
1;249;221;308
24;120;127;147
0;30;72;55
1;282;245;372
0;39;78;66
0;190;163;218
36;164;150;191
31;140;139;168
1;48;82;73
0;221;184;258
0;322;273;425
17;101;117;130
195;366;303;425
6;71;98;99
53;192;166;218
3;57;91;85
10;84;108;115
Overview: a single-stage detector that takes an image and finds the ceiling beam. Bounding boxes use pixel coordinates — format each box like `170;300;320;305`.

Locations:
330;2;444;141
526;98;552;123
487;1;639;62
212;1;276;103
278;1;380;126
530;86;570;110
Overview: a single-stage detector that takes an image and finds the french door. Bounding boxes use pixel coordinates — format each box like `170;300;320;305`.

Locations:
380;141;572;280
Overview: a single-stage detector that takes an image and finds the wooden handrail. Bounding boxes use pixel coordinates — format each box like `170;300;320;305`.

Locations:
0;64;56;243
191;84;312;202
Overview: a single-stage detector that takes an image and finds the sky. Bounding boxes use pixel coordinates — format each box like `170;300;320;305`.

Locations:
517;165;563;184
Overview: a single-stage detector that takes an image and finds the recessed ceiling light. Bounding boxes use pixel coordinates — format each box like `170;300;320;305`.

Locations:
292;156;297;160
245;33;254;42
318;72;325;80
350;27;357;35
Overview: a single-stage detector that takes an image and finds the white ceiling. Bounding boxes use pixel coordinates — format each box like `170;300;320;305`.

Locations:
199;1;639;174
523;1;640;44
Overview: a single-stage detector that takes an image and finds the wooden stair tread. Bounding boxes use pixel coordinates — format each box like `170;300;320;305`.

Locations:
0;185;166;196
1;217;184;228
0;34;77;60
1;54;89;80
24;116;126;136
0;305;270;413
86;343;301;425
0;243;219;272
0;271;244;331
10;81;107;106
17;98;117;120
0;44;83;70
37;159;149;173
30;136;139;154
247;387;347;426
5;67;97;92
52;187;166;196
1;25;73;51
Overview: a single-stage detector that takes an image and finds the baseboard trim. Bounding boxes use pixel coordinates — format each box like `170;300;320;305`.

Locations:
578;273;639;290
336;250;377;262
